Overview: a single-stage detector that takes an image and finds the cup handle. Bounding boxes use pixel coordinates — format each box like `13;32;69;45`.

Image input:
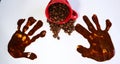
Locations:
71;10;78;20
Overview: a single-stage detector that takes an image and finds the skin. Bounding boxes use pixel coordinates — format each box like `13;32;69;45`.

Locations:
75;14;115;62
8;17;46;60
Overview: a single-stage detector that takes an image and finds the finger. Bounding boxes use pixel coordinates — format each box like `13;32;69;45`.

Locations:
17;19;25;30
77;45;90;57
83;15;96;32
26;52;37;60
105;19;112;31
31;30;46;42
28;20;43;36
92;14;101;30
21;52;37;60
22;17;36;32
75;24;90;39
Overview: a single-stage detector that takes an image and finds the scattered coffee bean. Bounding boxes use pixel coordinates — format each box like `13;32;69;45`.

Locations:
47;19;75;39
62;20;75;35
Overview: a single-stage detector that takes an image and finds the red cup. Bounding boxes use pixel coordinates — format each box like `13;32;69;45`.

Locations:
45;0;78;24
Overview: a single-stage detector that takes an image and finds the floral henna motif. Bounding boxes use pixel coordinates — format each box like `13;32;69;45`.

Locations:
75;14;115;61
8;17;46;60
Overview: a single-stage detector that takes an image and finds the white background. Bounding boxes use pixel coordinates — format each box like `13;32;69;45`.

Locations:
0;0;120;64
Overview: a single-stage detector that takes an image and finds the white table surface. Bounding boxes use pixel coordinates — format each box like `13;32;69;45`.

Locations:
0;0;120;64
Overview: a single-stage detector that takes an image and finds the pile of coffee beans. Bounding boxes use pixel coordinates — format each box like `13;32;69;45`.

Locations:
48;3;70;23
47;20;75;39
62;20;75;35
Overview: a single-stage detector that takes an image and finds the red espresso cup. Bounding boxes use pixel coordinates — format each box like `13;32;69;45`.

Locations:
45;0;78;24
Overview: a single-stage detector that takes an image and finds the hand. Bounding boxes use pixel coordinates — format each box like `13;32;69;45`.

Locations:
8;17;46;60
75;14;115;62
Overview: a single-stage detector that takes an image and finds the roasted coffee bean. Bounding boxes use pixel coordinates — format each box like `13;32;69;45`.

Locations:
47;19;75;39
62;20;75;35
48;3;69;23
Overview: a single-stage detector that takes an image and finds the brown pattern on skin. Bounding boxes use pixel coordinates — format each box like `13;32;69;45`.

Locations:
8;17;46;60
75;14;115;62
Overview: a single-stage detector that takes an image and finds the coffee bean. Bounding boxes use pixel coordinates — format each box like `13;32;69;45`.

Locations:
48;3;69;23
47;19;75;39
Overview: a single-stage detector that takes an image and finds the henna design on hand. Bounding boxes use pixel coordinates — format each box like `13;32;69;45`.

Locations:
8;17;46;60
75;14;115;62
